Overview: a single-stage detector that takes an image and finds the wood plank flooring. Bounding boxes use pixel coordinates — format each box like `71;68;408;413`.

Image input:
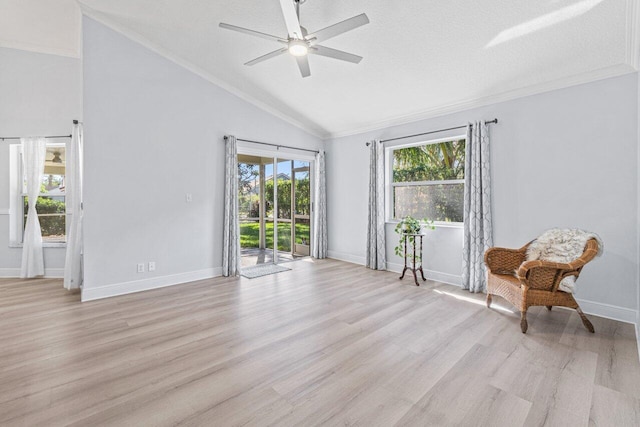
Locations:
1;258;639;426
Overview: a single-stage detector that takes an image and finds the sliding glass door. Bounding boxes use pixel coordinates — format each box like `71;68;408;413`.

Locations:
238;156;275;267
275;159;292;257
238;154;313;267
293;161;311;256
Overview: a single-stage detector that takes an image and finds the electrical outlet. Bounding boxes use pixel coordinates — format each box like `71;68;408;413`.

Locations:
137;263;144;273
148;261;156;272
186;193;193;203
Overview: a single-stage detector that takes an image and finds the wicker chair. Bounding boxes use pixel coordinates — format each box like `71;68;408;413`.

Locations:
484;238;599;333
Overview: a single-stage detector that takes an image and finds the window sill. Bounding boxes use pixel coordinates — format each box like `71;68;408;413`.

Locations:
9;242;67;249
432;222;464;229
386;220;463;229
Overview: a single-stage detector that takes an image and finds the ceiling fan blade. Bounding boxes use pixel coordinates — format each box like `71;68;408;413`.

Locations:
219;22;285;42
244;48;289;66
295;55;311;78
307;13;369;44
279;0;304;39
310;45;362;64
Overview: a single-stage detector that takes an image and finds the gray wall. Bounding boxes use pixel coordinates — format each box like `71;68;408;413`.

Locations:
326;73;638;313
0;47;81;276
82;17;322;295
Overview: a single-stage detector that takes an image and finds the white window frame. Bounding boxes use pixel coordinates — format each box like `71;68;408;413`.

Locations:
8;142;68;248
385;134;466;227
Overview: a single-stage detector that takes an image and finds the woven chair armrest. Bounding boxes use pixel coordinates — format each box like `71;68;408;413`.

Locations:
516;259;584;281
484;245;528;274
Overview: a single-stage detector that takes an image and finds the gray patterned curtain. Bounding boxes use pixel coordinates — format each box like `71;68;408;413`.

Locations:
312;149;327;258
366;140;386;270
462;122;493;292
222;135;241;276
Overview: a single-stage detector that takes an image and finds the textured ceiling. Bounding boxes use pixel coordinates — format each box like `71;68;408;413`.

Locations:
0;0;80;57
2;0;637;138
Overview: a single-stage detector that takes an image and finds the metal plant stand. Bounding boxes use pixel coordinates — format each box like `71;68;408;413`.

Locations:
399;233;425;286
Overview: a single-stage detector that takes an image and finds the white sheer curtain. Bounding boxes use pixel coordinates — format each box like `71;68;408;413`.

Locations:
312;149;327;258
64;122;84;289
366;140;386;270
20;137;47;278
462;122;494;293
222;135;241;276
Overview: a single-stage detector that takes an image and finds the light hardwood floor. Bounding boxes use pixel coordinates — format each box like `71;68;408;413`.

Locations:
1;258;639;426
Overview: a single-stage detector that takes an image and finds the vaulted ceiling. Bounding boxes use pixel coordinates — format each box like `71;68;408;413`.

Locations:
2;0;638;138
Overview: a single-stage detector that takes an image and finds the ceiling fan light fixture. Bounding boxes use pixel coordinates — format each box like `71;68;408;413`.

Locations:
288;39;308;56
219;0;369;77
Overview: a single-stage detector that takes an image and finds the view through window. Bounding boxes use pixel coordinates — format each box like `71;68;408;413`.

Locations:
22;144;66;243
237;158;311;257
390;138;465;222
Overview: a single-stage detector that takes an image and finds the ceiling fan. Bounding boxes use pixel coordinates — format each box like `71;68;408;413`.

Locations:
219;0;369;78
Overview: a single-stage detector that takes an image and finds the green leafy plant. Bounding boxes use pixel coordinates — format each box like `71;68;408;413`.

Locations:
394;216;435;257
23;196;66;237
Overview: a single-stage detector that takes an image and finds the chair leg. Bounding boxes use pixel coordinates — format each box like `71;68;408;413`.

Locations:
546;306;552;311
486;293;492;308
520;310;528;333
576;307;595;333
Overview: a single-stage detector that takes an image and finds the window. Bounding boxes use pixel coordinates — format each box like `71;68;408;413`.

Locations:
387;137;465;223
10;143;67;245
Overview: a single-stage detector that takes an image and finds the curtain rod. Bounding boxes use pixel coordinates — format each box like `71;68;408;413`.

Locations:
1;134;72;142
1;119;80;141
366;118;498;146
224;136;320;154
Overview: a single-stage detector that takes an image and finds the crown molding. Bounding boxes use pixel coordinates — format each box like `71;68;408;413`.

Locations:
325;63;636;140
0;40;79;58
77;2;640;141
78;4;327;140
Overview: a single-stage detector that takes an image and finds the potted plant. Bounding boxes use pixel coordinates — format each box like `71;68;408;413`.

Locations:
394;216;435;257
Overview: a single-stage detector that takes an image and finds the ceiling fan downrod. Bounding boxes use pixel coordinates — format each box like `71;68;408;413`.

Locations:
294;0;306;22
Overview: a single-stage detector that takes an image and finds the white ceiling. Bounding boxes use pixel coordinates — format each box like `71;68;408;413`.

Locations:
0;0;80;57
2;0;638;138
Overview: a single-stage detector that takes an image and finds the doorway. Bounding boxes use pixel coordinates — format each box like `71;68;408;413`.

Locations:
238;154;312;267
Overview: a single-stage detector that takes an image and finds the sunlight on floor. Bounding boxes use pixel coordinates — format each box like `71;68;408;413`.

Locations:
433;288;514;314
486;0;604;48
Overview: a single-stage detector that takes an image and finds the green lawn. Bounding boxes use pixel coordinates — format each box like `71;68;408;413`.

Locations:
240;221;310;251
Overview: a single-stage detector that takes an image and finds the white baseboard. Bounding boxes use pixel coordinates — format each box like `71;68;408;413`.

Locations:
390;264;635;324
425;270;462;287
328;254;462;287
327;250;366;266
573;298;637;325
385;261;462;286
81;267;223;302
0;267;64;278
0;269;21;278
44;268;64;278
